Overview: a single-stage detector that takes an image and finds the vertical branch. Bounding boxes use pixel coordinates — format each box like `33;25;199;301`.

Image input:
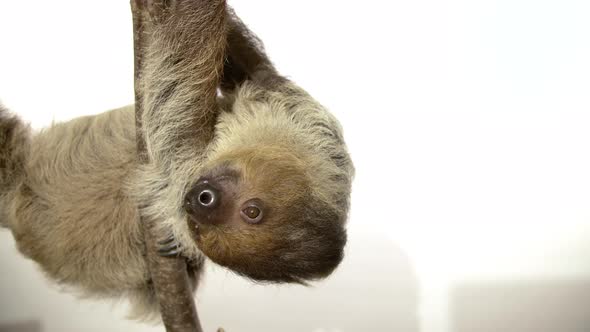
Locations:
131;1;204;331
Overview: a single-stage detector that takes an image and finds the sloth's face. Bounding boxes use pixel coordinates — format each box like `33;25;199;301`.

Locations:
183;145;347;283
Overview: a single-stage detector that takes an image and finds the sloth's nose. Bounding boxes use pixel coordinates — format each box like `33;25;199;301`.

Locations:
184;180;221;222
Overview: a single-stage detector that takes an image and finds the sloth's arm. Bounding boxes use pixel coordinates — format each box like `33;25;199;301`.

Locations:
139;0;227;165
221;9;286;92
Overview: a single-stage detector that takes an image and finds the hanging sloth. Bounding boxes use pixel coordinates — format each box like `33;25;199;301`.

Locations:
0;0;354;319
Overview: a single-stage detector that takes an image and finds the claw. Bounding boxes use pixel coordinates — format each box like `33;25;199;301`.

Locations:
158;235;176;246
157;234;182;257
158;248;182;257
159;241;180;252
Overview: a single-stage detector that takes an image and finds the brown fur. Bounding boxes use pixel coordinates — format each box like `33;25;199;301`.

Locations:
0;2;353;321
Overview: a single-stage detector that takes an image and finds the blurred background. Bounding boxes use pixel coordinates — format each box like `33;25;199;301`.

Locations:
1;0;590;331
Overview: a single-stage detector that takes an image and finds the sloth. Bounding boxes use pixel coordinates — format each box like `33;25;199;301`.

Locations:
0;1;353;319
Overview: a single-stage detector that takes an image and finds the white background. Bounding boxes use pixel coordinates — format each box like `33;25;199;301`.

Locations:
1;1;590;331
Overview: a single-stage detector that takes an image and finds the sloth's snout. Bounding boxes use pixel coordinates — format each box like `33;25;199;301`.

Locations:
184;180;222;223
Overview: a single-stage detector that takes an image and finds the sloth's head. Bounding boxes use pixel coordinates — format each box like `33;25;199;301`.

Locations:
182;82;353;284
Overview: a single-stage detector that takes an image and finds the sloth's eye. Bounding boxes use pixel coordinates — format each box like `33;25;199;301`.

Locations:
240;201;264;224
243;206;260;219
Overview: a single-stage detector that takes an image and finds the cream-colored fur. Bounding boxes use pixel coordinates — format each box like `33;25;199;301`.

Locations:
0;1;353;321
0;78;352;319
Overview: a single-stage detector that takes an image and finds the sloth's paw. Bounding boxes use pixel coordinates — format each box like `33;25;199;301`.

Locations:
157;234;182;257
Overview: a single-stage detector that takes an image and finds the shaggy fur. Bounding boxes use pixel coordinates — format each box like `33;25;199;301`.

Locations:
0;1;353;320
0;105;30;227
